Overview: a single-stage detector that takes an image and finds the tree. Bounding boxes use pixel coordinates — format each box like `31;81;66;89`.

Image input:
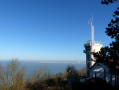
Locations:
0;60;26;90
101;0;118;5
94;0;119;74
26;66;50;84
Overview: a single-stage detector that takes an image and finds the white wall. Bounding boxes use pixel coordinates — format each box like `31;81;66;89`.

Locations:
84;42;103;71
89;63;115;85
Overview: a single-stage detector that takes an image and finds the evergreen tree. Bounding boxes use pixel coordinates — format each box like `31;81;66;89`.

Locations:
94;0;119;74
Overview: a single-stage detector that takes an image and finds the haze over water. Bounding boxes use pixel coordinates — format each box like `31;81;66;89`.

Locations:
0;60;85;75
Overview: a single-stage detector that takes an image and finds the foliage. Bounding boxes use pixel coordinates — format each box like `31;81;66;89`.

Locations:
0;59;26;90
26;66;50;84
0;60;118;90
94;0;119;74
65;65;78;78
78;67;86;76
101;0;118;5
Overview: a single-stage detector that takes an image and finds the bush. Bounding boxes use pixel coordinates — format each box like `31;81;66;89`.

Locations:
0;59;26;90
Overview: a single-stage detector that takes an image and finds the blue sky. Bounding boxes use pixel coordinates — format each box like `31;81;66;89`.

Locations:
0;0;118;61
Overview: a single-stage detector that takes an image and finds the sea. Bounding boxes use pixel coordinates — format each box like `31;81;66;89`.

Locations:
0;60;85;76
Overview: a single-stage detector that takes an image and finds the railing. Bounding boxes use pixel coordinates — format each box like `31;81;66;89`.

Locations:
84;40;102;45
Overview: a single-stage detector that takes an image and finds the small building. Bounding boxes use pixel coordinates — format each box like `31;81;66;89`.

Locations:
88;63;115;85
